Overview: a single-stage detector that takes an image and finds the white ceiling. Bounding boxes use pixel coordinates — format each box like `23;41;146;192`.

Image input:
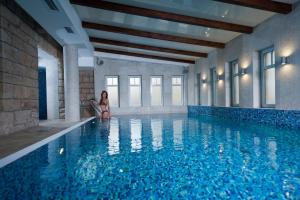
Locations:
15;0;298;65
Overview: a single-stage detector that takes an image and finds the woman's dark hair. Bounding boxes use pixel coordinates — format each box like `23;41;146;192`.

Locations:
99;90;108;105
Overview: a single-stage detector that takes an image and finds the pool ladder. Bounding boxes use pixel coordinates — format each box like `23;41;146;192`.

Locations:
89;100;101;117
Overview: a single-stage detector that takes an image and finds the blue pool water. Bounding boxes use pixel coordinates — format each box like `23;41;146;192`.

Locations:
1;114;300;199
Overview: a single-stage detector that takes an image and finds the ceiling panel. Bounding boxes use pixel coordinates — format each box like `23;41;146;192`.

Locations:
86;29;215;53
102;0;277;26
93;43;198;60
74;5;241;43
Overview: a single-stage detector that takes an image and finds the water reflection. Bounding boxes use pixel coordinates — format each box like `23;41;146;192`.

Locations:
130;119;142;152
267;138;278;169
254;136;261;157
108;119;120;155
151;119;163;151
173;119;183;150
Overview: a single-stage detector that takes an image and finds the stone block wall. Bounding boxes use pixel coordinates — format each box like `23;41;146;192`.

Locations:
79;68;95;118
0;1;63;135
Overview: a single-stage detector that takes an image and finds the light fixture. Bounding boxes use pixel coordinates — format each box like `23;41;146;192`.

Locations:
202;79;207;84
217;74;224;81
280;56;289;65
239;68;247;76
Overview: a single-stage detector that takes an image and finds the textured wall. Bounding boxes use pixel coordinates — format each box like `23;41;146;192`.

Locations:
79;68;95;118
194;4;300;110
0;2;63;135
94;58;188;115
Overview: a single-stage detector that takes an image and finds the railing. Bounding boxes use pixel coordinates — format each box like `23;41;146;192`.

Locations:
89;99;101;117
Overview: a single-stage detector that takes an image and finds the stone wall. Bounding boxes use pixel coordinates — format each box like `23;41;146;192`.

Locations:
0;1;63;135
79;68;95;118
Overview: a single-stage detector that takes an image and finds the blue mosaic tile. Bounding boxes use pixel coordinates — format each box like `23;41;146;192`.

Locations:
1;114;300;199
188;106;300;129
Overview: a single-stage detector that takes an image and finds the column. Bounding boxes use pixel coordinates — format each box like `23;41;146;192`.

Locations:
64;45;80;121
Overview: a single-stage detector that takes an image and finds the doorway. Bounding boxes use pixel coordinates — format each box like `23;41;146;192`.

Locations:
38;67;47;120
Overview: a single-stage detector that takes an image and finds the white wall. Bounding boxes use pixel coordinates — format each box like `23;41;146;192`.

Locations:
194;4;300;110
38;49;59;120
94;57;189;115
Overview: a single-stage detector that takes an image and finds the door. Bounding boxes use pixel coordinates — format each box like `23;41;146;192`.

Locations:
38;67;47;120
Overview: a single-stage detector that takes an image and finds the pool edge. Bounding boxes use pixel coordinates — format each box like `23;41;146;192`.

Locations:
0;117;95;168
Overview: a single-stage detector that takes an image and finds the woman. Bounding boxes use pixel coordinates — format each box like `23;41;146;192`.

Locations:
99;90;111;119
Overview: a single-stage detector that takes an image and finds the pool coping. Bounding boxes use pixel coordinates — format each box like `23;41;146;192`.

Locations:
0;117;95;168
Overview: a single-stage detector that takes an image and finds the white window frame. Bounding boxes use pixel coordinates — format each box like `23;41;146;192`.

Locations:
128;76;142;107
172;76;183;106
150;76;163;106
260;46;276;108
105;76;119;107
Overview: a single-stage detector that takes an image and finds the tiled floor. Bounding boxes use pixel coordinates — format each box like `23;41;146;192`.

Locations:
0;120;80;159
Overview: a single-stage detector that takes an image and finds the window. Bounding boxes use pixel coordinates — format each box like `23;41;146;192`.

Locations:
230;60;239;106
210;68;217;106
151;76;163;106
197;73;201;105
260;47;275;107
172;76;183;105
105;76;119;107
129;76;142;107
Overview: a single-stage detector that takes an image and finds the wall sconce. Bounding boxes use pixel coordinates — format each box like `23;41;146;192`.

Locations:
280;56;289;65
239;68;247;76
202;79;207;84
217;74;224;81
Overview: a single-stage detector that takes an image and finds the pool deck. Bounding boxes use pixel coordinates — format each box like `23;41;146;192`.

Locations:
0;119;81;159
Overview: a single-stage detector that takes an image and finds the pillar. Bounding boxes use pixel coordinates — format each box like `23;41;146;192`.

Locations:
64;45;80;121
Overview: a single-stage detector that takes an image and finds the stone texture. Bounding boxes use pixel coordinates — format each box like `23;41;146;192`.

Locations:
79;68;95;118
0;3;63;135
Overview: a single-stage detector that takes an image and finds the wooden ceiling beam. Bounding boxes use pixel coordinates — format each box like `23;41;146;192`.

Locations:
214;0;292;14
90;37;207;57
83;21;225;48
94;47;195;64
71;0;253;33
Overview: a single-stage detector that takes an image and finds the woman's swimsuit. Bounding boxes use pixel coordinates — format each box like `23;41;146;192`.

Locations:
100;101;109;115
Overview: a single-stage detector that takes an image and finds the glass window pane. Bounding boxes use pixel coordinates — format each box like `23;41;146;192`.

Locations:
265;68;276;105
112;78;118;85
135;78;140;85
151;85;162;106
264;52;272;67
107;86;118;107
129;78;134;85
177;78;181;85
107;78;113;85
172;78;176;85
151;78;156;85
234;63;239;74
272;51;275;65
233;76;239;105
156;78;161;85
129;86;141;106
172;85;182;105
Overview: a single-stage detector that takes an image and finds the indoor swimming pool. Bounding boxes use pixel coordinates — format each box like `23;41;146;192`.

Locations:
0;114;299;199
